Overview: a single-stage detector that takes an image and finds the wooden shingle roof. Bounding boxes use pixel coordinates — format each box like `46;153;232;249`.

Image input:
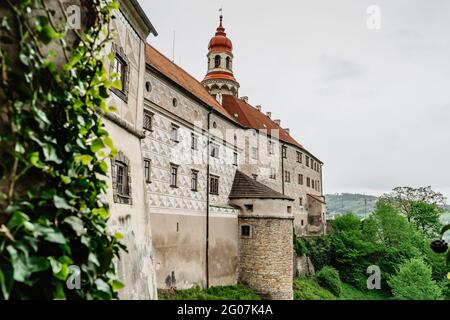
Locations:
229;171;293;200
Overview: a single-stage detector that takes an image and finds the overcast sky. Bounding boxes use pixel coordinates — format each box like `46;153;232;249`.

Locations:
139;0;450;200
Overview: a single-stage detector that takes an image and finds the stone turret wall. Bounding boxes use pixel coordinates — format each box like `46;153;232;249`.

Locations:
238;216;293;300
232;197;294;300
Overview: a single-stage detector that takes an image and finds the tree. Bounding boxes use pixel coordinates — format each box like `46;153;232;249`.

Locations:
388;258;443;300
381;186;446;223
409;201;442;238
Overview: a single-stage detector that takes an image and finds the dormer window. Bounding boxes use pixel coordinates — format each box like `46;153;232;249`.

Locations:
214;55;221;68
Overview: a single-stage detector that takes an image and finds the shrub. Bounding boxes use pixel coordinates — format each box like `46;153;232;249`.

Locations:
316;266;342;296
293;232;309;256
388;258;443;300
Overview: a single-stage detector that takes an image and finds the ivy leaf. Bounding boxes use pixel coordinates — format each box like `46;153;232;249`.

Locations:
0;262;13;300
53;282;66;300
64;216;86;236
6;246;29;282
53;195;72;210
7;211;30;229
95;278;112;295
110;280;125;292
43;143;62;164
90;138;105;153
44;229;66;245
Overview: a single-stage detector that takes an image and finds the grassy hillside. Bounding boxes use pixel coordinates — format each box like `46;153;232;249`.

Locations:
158;285;261;300
294;277;388;300
325;193;378;218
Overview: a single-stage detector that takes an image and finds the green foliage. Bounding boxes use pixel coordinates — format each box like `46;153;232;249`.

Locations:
316;266;342;296
294;277;388;300
409;201;442;238
0;0;124;299
293;232;308;256
302;236;331;271
388;258;443;300
305;203;450;296
294;277;336;300
158;285;261;300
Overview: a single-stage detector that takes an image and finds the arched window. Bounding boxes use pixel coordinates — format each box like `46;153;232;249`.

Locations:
226;56;231;70
214;55;221;68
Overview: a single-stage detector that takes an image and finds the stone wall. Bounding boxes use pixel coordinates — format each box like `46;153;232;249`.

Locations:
238;215;294;300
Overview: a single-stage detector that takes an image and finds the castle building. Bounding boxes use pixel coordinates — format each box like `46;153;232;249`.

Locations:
140;15;326;299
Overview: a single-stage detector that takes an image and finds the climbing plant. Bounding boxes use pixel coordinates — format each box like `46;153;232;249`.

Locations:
0;0;125;299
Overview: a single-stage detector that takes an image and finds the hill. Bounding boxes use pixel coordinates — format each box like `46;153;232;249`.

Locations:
325;193;378;219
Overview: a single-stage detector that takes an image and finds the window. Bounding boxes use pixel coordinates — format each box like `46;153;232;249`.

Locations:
284;170;290;183
143;110;153;131
301;220;304;227
305;156;310;167
191;133;198;151
226;56;231;70
170;124;179;142
241;225;251;237
144;159;151;183
112;55;126;91
233;152;238;166
252;174;258;180
116;162;129;196
251;147;258;160
287;206;292;214
307;177;311;188
110;43;129;102
214;55;221;68
312;180;315;189
111;151;132;204
270;168;276;179
298;174;304;185
210;143;220;158
209;175;219;195
268;140;274;155
311;159;314;169
297;151;302;163
244;205;253;213
282;146;287;159
191;170;198;191
172;98;178;107
299;197;303;206
170;164;178;187
145;81;152;93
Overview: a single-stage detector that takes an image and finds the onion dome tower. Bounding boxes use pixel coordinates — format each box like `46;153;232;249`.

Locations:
202;15;240;98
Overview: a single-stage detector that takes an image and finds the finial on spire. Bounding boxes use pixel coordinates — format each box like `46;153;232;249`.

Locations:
219;8;223;27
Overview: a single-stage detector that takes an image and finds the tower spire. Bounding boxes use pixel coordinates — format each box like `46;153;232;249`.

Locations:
201;12;240;97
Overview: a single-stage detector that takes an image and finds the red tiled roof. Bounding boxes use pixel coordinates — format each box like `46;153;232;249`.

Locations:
221;95;303;148
145;44;235;121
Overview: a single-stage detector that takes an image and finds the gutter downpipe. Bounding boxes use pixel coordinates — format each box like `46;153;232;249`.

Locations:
281;143;285;195
206;109;212;289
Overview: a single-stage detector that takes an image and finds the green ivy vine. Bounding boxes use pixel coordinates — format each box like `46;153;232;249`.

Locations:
0;0;125;299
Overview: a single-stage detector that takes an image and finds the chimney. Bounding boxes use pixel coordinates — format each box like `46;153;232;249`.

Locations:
266;112;271;118
274;119;281;126
284;128;290;135
255;105;262;112
240;96;248;103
